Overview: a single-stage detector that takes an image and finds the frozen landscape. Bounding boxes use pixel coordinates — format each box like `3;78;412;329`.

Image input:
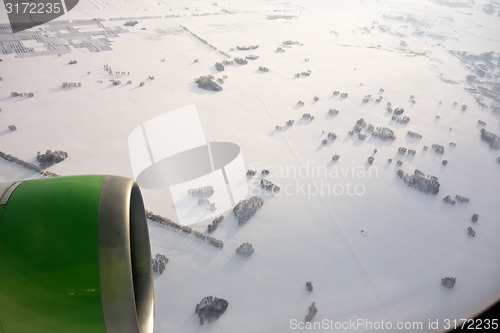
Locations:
1;0;500;331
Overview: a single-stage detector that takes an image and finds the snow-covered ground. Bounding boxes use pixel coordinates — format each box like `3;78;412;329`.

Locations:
1;0;500;332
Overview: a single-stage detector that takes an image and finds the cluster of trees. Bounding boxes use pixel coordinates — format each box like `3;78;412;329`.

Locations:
431;144;445;154
146;211;224;248
233;196;264;225
305;302;318;322
372;127;396;140
188;186;214;197
443;194;470;205
124;21;139;27
0;151;58;177
215;62;224;71
394;107;404;115
61;82;82;88
397;169;440;194
407;130;422;139
237;45;259;50
37;150;68;169
283;40;303;46
480;128;500;149
195;296;228;325
234;57;248;65
455;195;470;203
295;70;311;78
11;92;33;97
208;215;224;233
181;25;228;58
236;242;254;257
152;253;169;274
443;195;456;205
392;115;410;124
195;75;222;91
441;277;456;289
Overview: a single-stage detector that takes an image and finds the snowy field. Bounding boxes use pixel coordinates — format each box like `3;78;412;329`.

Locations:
1;0;500;332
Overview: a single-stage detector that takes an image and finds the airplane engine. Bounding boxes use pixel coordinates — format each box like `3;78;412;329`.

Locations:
0;175;154;333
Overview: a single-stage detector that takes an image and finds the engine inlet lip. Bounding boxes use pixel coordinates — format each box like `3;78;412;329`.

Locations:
97;175;154;333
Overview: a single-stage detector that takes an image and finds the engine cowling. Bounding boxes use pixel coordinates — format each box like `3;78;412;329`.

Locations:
0;175;154;333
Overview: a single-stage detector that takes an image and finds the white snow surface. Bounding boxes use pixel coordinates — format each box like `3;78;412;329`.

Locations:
1;0;500;332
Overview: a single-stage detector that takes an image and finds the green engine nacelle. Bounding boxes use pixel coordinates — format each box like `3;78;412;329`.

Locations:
0;175;154;333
